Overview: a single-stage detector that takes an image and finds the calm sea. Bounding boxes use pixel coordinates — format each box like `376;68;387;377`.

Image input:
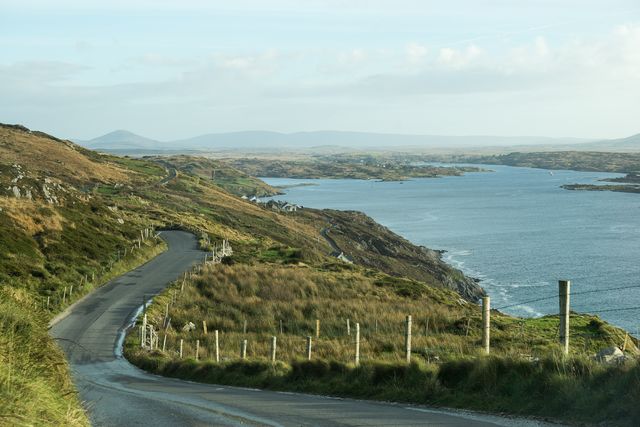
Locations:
263;165;640;333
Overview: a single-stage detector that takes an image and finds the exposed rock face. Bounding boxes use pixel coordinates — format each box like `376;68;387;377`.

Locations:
595;346;626;364
311;209;485;302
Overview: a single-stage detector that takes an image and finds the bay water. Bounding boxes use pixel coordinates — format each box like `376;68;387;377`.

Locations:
263;165;640;333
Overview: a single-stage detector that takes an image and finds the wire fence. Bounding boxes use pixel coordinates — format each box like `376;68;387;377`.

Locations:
495;283;640;312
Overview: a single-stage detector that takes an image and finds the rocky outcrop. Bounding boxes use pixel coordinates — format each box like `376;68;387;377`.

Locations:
595;346;626;364
309;209;485;302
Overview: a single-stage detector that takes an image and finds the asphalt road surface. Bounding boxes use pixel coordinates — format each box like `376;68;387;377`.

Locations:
50;230;559;427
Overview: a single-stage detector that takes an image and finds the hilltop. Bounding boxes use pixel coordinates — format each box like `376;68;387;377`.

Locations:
0;123;486;423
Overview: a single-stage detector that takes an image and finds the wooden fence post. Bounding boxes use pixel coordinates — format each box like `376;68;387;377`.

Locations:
355;323;360;366
195;340;200;361
482;296;491;354
405;315;412;363
241;339;247;360
179;339;184;359
142;314;148;348
306;336;312;361
559;280;571;355
270;336;277;363
315;319;320;339
215;330;220;362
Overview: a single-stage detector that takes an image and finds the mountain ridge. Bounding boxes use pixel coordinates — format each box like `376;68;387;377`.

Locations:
76;129;599;151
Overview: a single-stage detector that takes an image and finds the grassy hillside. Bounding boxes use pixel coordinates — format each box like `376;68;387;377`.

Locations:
2;123;639;425
0;123;487;424
125;262;640;426
146;155;280;197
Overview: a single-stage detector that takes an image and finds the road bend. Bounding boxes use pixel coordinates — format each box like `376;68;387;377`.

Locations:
50;230;559;427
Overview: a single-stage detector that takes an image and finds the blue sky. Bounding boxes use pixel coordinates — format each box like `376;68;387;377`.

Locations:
1;0;640;140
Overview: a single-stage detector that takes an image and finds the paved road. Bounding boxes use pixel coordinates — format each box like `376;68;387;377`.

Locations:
50;231;558;427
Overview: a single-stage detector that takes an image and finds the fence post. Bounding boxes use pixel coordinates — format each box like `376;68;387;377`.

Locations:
316;319;320;339
306;336;312;361
279;319;283;335
46;296;50;309
195;340;200;361
405;315;412;363
63;287;67;304
241;339;247;360
482;296;491;354
243;319;247;335
559;280;571;355
202;320;208;335
162;334;167;352
69;285;73;298
179;339;184;359
355;323;360;366
142;314;147;348
346;318;351;336
215;330;220;362
270;336;277;363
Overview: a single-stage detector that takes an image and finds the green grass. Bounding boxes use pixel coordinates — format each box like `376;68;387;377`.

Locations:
3;124;639;425
127;351;640;426
0;293;86;426
125;262;638;425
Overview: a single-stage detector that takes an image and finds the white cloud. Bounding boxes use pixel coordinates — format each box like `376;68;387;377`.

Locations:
406;43;428;63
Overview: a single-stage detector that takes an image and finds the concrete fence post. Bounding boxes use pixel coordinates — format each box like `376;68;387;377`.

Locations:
202;320;208;335
179;339;184;359
482;296;491;354
559;280;571;355
195;340;200;361
346;318;351;336
215;330;220;362
306;336;312;361
270;336;277;363
315;319;320;339
355;323;360;366
162;334;167;352
405;315;412;363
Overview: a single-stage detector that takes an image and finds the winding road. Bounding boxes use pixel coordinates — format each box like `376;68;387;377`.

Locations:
50;231;558;427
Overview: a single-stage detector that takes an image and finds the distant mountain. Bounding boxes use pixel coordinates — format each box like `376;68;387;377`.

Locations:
79;130;163;150
78;130;594;152
582;133;640;152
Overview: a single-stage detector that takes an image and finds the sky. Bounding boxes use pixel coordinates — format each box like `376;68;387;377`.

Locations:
1;0;640;141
